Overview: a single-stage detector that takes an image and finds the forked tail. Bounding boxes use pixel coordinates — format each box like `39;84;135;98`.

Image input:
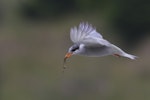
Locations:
110;44;137;60
122;53;137;60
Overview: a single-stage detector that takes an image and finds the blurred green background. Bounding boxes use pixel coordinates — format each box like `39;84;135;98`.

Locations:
1;0;150;100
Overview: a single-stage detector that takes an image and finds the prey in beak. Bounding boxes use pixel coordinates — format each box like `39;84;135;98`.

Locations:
63;52;73;71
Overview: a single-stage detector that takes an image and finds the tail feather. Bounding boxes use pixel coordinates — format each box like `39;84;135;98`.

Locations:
122;53;137;60
110;44;137;60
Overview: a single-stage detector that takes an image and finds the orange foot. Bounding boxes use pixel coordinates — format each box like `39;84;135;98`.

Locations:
113;54;121;57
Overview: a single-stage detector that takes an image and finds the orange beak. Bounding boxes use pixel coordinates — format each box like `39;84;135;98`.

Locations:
63;52;73;71
64;52;73;59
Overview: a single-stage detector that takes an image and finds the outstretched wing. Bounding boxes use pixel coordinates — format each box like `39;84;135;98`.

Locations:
70;22;110;46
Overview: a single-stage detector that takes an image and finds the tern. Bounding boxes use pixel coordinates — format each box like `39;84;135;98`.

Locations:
63;22;137;69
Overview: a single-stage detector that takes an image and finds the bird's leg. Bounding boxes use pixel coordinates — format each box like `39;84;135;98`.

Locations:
113;54;121;57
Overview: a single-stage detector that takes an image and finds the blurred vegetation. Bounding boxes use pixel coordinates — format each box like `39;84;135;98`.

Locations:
1;0;150;100
18;0;150;45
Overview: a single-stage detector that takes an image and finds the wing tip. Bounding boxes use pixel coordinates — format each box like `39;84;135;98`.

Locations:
78;22;96;33
123;53;138;60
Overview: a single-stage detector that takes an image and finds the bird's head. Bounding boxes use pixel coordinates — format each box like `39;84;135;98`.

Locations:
64;44;84;60
63;44;84;71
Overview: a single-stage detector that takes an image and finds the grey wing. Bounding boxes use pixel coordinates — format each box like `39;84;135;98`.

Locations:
70;22;110;46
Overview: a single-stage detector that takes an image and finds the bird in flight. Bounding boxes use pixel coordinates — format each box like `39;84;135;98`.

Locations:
63;22;137;69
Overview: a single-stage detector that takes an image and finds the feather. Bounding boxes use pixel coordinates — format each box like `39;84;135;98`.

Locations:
70;22;108;46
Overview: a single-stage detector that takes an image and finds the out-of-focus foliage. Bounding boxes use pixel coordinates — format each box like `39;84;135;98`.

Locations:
1;0;150;100
18;0;150;45
19;0;77;19
112;0;150;45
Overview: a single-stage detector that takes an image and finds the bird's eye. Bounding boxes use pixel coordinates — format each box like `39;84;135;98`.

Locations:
71;46;79;52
